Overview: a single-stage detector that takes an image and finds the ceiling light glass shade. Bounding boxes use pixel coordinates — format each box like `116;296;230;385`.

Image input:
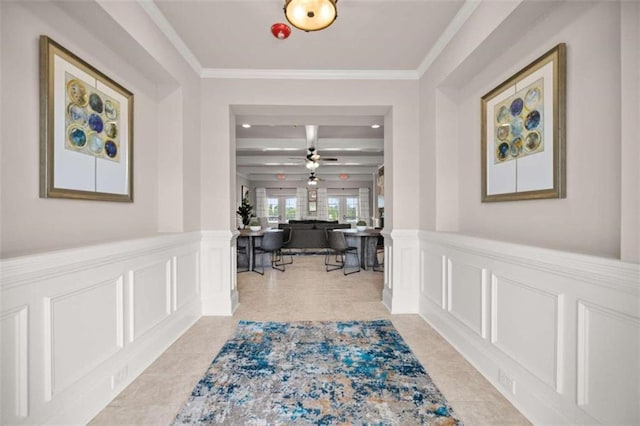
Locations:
305;160;319;170
284;0;337;32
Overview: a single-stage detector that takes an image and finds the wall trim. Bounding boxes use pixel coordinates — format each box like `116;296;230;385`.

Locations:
388;229;420;313
419;231;639;293
135;0;203;76
200;68;418;81
1;232;202;291
0;232;204;425
138;0;480;81
419;231;639;425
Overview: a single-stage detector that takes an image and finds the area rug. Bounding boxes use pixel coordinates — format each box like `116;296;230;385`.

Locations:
173;319;461;425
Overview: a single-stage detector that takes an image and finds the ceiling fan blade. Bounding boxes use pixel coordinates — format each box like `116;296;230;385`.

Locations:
320;158;338;161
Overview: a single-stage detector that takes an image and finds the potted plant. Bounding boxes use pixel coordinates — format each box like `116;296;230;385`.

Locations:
356;220;367;232
236;196;254;229
249;217;261;232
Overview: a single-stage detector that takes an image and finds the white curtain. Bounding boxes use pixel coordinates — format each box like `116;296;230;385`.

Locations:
317;188;329;221
296;187;307;219
358;188;370;225
255;187;268;218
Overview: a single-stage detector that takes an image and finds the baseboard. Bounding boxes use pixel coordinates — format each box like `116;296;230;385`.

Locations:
1;233;205;425
58;299;201;425
419;304;570;425
418;231;640;425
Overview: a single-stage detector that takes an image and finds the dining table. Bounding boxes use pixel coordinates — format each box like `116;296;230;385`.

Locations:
237;228;282;272
334;228;382;270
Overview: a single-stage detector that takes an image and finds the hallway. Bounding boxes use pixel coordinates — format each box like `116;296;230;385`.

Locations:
90;255;529;425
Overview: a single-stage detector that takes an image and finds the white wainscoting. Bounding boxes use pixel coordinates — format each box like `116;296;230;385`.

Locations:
419;231;640;425
201;230;238;315
0;232;203;425
388;229;420;313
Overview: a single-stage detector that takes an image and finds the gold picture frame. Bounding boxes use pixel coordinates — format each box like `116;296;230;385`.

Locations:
308;189;317;215
481;43;566;202
40;35;134;202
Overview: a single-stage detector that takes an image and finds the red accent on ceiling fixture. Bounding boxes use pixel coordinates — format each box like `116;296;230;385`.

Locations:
277;174;286;180
271;23;291;40
339;174;349;180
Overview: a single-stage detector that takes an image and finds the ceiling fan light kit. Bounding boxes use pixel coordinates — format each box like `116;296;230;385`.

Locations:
307;173;318;186
284;0;338;32
305;160;320;171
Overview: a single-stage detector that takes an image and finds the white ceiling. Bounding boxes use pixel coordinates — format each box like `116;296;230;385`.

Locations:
153;0;465;72
142;0;474;182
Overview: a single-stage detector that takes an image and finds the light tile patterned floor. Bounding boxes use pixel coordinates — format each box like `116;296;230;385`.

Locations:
91;255;530;425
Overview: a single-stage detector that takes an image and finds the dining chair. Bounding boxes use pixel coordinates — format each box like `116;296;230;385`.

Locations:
236;235;250;273
325;230;360;275
280;228;294;265
252;231;285;275
324;228;341;267
373;234;384;272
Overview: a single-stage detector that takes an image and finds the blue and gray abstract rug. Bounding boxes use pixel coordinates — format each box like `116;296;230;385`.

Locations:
174;319;461;425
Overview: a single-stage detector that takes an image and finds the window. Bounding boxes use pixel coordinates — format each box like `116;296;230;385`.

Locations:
267;196;297;223
327;197;339;221
345;197;358;223
267;198;279;223
285;198;297;221
327;196;359;224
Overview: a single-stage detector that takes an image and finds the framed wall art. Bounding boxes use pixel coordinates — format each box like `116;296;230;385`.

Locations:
40;35;133;202
241;185;250;201
481;43;566;202
308;188;317;215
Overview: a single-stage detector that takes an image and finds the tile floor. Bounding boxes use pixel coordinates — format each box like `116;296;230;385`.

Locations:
91;255;530;425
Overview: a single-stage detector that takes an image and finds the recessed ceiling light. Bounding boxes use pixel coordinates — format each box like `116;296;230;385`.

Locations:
241;123;251;128
371;124;381;129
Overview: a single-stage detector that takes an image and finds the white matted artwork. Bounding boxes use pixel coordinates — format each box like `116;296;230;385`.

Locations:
481;43;566;202
40;36;133;202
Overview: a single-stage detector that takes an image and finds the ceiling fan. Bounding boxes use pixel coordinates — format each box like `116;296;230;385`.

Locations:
289;125;339;168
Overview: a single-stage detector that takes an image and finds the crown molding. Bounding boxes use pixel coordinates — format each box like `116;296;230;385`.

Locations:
137;0;203;76
140;0;480;81
200;68;419;80
416;0;481;78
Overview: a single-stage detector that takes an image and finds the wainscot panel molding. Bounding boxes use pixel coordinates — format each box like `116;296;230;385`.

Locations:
418;231;640;426
388;229;420;313
381;229;393;312
201;230;238;315
0;233;202;425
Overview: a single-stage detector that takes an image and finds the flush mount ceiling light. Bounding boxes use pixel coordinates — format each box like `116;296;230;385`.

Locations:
241;123;251;128
371;124;381;129
284;0;338;32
